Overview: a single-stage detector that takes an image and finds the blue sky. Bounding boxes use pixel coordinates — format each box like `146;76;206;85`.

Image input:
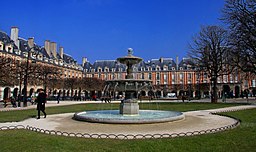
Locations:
1;0;225;63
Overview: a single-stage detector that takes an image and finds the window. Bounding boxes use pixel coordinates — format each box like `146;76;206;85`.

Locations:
156;73;160;80
172;73;175;84
141;73;145;79
244;80;248;87
164;74;167;84
188;73;192;79
252;80;256;87
148;73;152;80
223;75;227;83
156;81;160;85
230;75;233;83
172;73;175;80
180;73;183;79
204;73;207;79
217;77;221;83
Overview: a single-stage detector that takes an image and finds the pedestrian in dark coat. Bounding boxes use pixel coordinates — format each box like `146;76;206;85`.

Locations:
57;93;60;104
36;89;47;119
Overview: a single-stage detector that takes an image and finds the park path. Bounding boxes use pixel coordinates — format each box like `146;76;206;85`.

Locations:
0;102;255;139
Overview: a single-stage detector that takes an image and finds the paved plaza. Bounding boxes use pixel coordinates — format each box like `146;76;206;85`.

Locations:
0;99;256;139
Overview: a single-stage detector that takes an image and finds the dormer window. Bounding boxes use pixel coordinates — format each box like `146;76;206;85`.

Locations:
156;66;160;71
38;55;43;60
23;52;28;57
105;67;109;72
8;47;12;52
163;66;168;71
98;68;102;72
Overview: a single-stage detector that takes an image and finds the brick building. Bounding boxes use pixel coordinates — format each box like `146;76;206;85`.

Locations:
0;27;255;101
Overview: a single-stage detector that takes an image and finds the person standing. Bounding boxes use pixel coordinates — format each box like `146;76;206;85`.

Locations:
36;89;47;119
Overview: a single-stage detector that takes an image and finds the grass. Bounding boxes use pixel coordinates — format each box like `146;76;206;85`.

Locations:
0;102;255;152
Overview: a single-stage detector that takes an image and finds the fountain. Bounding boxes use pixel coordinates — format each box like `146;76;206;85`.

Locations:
74;48;184;124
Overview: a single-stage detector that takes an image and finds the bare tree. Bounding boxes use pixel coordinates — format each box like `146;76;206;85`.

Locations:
0;56;13;86
35;64;62;92
48;77;63;91
81;77;105;92
63;77;80;97
188;25;231;103
222;0;256;74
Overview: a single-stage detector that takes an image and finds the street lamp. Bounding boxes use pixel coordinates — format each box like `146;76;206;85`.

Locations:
23;44;39;107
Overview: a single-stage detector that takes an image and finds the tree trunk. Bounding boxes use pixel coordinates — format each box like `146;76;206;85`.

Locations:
211;79;218;103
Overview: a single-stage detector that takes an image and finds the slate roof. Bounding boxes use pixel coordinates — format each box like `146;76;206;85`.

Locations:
0;29;78;67
0;31;11;43
84;57;179;72
63;53;76;64
178;58;196;70
0;31;18;49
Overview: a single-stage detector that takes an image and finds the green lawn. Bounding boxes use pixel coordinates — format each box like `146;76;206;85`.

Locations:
0;103;255;152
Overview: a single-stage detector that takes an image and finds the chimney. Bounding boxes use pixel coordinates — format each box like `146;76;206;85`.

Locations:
159;57;163;63
176;56;179;70
59;46;64;59
28;37;34;48
50;42;57;58
10;27;19;49
82;57;88;66
44;40;51;57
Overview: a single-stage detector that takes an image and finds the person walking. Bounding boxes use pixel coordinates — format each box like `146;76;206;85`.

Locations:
36;89;47;119
57;93;60;104
182;94;185;102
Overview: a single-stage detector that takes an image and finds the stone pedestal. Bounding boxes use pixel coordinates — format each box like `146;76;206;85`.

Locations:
120;99;139;115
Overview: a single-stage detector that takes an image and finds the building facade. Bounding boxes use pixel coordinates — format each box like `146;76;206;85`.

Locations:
0;27;83;100
82;57;256;98
0;26;255;100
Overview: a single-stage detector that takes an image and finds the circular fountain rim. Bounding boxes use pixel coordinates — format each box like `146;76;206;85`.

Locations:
73;110;185;124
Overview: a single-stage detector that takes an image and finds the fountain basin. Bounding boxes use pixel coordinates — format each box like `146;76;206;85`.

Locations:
73;110;184;124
